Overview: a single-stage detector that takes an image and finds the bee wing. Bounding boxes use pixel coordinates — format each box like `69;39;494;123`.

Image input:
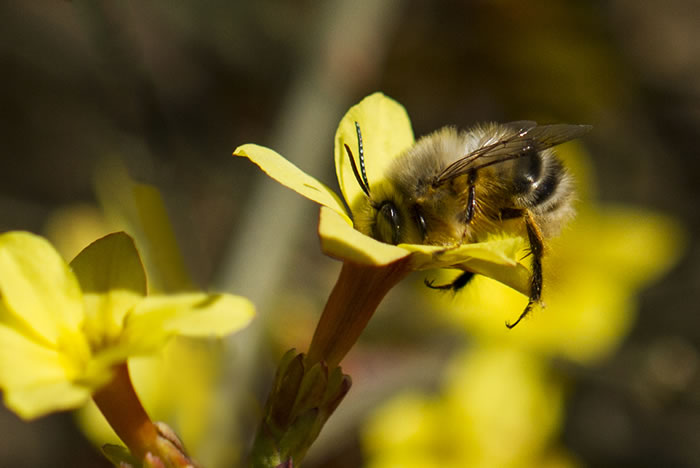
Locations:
503;120;538;132
435;123;592;184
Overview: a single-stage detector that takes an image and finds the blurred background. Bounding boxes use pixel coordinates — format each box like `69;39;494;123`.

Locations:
1;1;698;467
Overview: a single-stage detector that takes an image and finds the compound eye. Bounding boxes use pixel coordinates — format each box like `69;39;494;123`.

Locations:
415;207;428;240
374;201;401;245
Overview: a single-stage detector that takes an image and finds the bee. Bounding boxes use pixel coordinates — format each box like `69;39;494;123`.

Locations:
343;120;591;328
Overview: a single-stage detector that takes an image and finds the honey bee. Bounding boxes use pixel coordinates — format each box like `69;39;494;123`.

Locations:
343;120;591;328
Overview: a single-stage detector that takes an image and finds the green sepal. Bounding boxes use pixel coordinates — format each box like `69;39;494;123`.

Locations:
250;349;351;467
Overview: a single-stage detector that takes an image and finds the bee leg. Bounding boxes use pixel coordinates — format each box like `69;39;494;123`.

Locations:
465;171;477;223
506;212;544;329
424;271;475;291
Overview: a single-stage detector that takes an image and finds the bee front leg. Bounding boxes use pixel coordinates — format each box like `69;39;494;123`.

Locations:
506;212;544;329
465;171;477;224
424;271;475;291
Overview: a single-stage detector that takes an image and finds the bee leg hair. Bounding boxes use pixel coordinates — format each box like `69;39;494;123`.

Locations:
506;211;544;329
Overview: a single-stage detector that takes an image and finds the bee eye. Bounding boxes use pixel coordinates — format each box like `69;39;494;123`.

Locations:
414;208;428;240
374;201;401;245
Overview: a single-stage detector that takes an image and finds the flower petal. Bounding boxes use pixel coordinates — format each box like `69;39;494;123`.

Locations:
318;206;531;293
318;207;410;265
443;346;564;463
0;323;92;419
234;144;350;220
335;93;415;214
562;207;684;288
5;379;91;420
121;293;255;354
0;324;68;389
70;232;147;344
0;231;83;345
390;235;531;296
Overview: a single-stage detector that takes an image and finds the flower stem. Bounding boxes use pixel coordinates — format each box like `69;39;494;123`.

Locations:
92;362;158;460
307;259;410;368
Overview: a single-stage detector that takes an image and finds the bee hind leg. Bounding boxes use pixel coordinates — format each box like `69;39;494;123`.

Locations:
424;271;475;291
506;212;544;329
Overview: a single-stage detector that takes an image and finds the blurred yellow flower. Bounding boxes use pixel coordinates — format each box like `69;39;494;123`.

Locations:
44;171;246;465
0;231;254;420
433;146;684;362
363;346;578;468
234;92;532;296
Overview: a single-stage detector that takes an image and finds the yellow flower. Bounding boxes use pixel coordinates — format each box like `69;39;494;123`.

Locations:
234;92;531;296
433;146;684;362
0;231;255;420
44;169;246;465
363;346;577;468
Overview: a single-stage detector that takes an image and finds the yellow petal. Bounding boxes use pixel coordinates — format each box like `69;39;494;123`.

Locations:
318;207;531;293
5;379;91;420
0;324;68;388
362;392;442;460
70;232;147;344
234;144;350;220
400;236;531;296
335;93;415;215
0;323;92;419
0;231;83;345
318;207;410;265
444;346;563;464
121;293;255;354
565;207;684;288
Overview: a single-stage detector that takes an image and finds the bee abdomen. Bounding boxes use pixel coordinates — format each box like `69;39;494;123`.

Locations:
530;160;563;205
512;153;570;211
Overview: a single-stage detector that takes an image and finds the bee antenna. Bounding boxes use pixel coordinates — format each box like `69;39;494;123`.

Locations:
343;121;371;197
344;143;370;197
354;121;371;193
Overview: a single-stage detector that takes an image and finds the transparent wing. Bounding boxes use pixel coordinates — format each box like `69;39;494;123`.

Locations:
435;123;591;184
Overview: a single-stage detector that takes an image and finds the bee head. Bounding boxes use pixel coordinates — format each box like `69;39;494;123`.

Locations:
369;194;428;245
345;121;428;246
